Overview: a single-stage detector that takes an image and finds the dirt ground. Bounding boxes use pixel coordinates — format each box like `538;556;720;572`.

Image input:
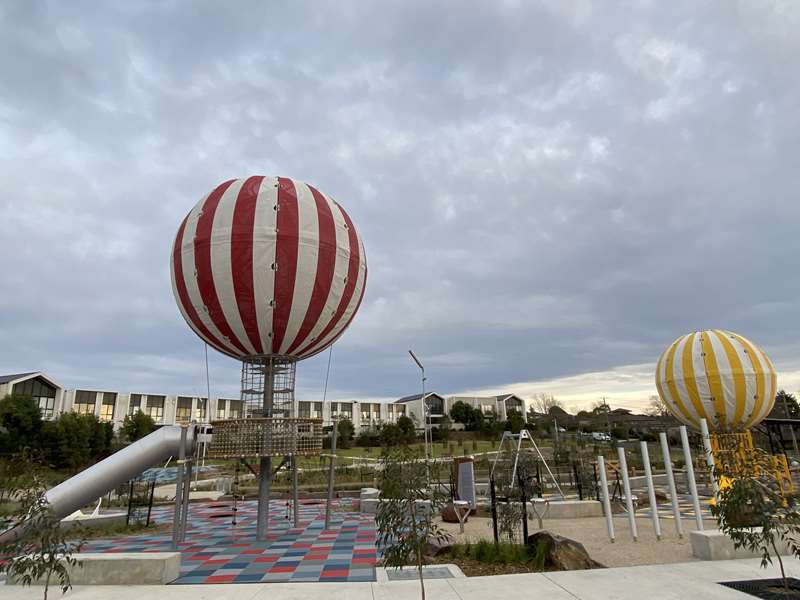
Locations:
436;514;717;568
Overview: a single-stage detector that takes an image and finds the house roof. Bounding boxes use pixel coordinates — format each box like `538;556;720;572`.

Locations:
0;372;38;385
395;392;444;404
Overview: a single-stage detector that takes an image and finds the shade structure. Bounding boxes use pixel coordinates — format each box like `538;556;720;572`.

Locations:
655;330;777;432
171;176;367;361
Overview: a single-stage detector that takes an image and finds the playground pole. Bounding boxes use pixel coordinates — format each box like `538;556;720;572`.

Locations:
617;447;638;541
325;418;338;530
699;418;719;498
640;441;661;540
172;426;187;549
659;432;684;538
680;425;704;531
597;455;615;543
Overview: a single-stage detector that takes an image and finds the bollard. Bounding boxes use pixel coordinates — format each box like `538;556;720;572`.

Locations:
597;456;615;543
680;426;704;531
640;441;661;540
617;447;638;541
659;432;684;538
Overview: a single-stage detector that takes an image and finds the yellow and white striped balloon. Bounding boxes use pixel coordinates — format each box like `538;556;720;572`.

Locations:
655;330;777;432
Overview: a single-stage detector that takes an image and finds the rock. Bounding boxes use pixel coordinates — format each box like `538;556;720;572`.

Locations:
441;503;470;523
424;533;455;557
526;531;605;571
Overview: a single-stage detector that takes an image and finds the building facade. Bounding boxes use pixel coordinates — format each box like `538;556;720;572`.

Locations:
0;372;528;434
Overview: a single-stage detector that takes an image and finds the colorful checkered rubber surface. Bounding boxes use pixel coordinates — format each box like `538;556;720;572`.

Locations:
84;499;377;584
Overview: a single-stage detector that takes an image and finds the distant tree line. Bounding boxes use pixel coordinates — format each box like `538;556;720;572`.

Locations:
0;394;158;474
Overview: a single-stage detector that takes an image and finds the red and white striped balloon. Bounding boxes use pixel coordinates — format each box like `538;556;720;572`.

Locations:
171;176;367;360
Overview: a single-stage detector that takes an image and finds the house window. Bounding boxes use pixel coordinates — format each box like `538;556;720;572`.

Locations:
73;390;96;415
217;399;227;419
313;402;323;419
298;401;311;418
195;398;207;422
100;393;116;422
480;404;495;415
371;403;381;422
397;405;406;417
335;402;352;420
176;397;192;424
146;395;165;422
129;394;142;415
12;377;58;419
228;400;243;419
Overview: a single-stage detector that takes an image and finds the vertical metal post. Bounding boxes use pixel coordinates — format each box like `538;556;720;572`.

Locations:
617;446;638;541
172;426;187;549
126;480;134;526
181;433;193;540
597;455;615;543
680;425;704;531
489;475;499;546
574;463;583;500
699;418;719;498
146;479;155;527
659;432;683;538
640;441;661;540
519;474;529;543
292;455;299;527
325;418;338;529
257;358;275;541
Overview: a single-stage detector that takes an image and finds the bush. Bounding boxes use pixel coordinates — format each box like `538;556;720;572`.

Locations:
121;411;156;443
0;395;42;455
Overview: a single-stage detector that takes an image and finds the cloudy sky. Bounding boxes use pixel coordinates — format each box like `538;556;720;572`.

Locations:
1;1;799;412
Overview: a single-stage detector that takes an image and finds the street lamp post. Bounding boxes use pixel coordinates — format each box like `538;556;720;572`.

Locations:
408;350;429;462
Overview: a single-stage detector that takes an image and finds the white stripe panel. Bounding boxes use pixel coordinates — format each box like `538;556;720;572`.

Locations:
708;330;734;428
673;335;701;425
180;194;239;356
210;179;257;355
279;181;319;354
296;192;350;354
252;177;278;355
304;233;367;357
751;342;776;424
658;341;692;428
725;332;757;426
170;233;230;356
693;333;715;428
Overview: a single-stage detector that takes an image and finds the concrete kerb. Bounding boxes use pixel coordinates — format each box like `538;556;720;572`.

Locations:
5;552;181;586
691;529;793;561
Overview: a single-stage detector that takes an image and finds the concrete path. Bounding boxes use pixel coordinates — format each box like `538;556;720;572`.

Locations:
2;557;796;598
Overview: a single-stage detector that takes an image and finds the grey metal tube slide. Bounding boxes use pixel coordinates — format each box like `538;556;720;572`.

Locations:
0;425;194;544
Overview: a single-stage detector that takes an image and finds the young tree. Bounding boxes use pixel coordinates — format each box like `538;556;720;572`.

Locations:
0;475;83;600
337;418;355;449
644;395;670;417
448;401;472;427
376;448;450;600
505;410;526;434
775;390;800;419
121;411;157;443
711;447;800;594
397;415;416;444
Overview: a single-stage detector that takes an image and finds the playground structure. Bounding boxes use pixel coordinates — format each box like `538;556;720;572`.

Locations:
0;176;367;551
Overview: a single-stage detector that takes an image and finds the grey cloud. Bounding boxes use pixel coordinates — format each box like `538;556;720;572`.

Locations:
1;0;799;404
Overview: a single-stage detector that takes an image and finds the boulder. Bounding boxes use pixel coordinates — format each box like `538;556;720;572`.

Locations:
441;503;470;523
526;531;604;571
424;534;455;558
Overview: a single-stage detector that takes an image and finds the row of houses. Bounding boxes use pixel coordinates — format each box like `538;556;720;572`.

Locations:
0;372;527;434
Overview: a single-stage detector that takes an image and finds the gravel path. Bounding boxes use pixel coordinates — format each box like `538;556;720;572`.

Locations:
437;514;718;568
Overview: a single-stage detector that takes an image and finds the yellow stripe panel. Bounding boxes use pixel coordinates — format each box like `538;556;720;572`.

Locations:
713;330;747;428
665;335;696;425
680;332;706;423
725;330;765;428
700;331;727;429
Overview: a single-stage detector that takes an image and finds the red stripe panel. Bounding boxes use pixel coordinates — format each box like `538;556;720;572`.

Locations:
295;201;361;358
231;175;265;354
285;185;337;354
271;177;300;354
193;179;249;357
171;216;235;358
